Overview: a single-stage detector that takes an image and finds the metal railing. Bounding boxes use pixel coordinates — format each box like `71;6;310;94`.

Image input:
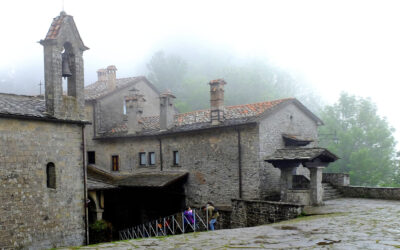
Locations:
119;209;210;240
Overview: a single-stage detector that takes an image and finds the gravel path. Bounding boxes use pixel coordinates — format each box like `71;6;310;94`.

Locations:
63;198;400;249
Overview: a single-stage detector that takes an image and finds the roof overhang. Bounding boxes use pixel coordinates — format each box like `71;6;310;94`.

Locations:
282;134;313;147
265;147;339;168
87;165;188;190
116;172;188;188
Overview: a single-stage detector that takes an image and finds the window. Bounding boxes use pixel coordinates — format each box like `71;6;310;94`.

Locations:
88;151;95;164
139;152;147;166
173;151;179;165
148;152;156;165
46;162;56;189
112;155;119;171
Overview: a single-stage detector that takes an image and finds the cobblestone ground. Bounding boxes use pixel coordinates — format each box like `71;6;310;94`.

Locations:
64;198;400;249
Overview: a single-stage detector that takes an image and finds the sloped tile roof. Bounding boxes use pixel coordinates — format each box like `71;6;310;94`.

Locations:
265;148;339;163
176;99;292;126
116;172;188;187
45;13;67;40
0;93;46;118
87;164;188;189
84;77;143;100
104;98;294;137
87;179;118;190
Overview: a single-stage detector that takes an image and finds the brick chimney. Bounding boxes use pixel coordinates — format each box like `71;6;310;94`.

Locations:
106;65;117;91
96;68;107;82
209;79;226;125
125;89;145;134
159;90;176;130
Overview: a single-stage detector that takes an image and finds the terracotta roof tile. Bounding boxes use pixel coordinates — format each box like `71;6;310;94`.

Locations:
45;15;66;40
104;98;294;137
84;77;143;100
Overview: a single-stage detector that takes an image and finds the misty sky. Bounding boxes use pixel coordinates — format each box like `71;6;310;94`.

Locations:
1;0;400;147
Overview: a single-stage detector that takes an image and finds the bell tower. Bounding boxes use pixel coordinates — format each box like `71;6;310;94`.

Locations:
40;11;89;120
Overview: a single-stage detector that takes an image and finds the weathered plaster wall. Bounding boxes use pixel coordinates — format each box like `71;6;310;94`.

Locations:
258;103;319;199
97;80;161;132
0;118;85;249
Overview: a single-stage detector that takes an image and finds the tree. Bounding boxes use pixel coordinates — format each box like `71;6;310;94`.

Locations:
319;93;398;186
146;50;323;113
147;51;187;93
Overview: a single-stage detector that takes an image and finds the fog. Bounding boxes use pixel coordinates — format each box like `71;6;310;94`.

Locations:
1;0;400;145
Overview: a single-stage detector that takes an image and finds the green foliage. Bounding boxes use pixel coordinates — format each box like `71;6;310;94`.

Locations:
89;220;113;244
319;93;399;186
146;50;322;113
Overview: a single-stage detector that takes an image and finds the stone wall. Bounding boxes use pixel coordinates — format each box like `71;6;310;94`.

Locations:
286;189;310;205
338;186;400;200
0;118;85;249
230;199;303;228
87;124;260;206
258;103;319;199
323;173;350;186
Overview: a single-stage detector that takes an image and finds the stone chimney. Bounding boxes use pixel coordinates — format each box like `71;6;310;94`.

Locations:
97;68;107;82
125;89;145;134
209;79;226;125
106;65;117;91
159;90;176;130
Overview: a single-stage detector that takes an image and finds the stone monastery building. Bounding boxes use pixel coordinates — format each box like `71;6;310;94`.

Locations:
0;12;337;249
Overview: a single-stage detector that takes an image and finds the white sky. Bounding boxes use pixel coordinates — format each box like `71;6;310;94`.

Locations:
1;0;400;148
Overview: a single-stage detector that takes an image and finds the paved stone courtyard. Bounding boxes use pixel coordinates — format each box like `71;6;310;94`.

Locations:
65;198;400;249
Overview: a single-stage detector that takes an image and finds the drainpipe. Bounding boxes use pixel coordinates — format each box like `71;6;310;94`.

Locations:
158;138;163;171
237;128;242;199
82;125;89;245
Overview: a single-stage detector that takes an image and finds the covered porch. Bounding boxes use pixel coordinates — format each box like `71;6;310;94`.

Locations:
265;147;339;206
87;165;188;238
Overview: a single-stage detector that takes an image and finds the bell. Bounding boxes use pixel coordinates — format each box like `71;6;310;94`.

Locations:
62;52;72;78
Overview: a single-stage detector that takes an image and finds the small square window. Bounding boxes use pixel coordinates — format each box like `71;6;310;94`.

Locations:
149;152;155;165
112;155;119;171
139;152;147;165
88;151;95;164
173;151;179;165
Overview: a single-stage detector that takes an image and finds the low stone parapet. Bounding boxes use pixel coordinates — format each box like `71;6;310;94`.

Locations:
286;189;310;205
323;173;350;186
230;199;303;228
338;186;400;200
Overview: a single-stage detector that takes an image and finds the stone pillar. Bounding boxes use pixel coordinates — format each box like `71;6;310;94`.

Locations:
159;91;176;130
125;90;145;134
309;167;324;205
280;166;296;202
209;79;226;125
89;191;104;221
97;68;107;82
107;65;117;91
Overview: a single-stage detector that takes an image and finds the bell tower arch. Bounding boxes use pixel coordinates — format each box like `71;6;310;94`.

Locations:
40;11;89;120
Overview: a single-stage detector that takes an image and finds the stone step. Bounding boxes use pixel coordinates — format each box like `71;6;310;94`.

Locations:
322;183;343;201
